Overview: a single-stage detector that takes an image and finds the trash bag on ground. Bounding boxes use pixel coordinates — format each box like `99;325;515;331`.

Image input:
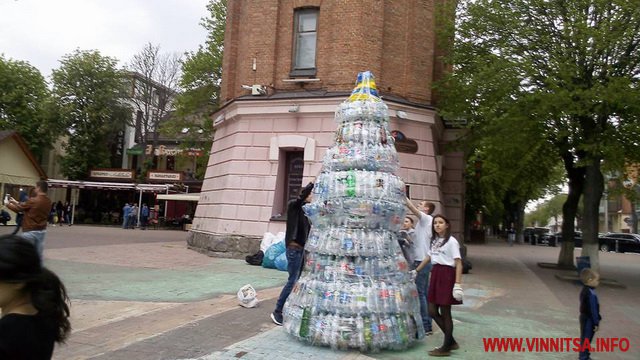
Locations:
260;231;285;252
274;251;288;271
262;240;286;269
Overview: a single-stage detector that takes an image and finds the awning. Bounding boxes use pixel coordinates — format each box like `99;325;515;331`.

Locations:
156;193;200;201
47;179;172;192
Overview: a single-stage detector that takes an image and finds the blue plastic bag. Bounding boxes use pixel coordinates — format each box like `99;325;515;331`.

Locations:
274;251;289;271
262;241;286;269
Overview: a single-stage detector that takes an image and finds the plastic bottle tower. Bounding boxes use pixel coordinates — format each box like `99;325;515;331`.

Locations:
282;71;425;351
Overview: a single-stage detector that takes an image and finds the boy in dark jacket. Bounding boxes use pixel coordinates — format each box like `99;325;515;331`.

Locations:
270;182;314;326
579;268;601;360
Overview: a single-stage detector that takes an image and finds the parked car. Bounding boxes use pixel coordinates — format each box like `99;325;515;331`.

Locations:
539;231;583;247
523;227;550;245
598;233;640;253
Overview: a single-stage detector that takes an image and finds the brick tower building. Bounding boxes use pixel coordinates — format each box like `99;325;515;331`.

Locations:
188;0;465;257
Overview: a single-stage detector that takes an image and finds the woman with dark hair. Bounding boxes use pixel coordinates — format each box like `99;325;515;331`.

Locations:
413;214;463;357
0;235;71;359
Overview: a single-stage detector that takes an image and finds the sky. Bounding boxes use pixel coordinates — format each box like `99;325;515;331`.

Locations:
0;0;210;78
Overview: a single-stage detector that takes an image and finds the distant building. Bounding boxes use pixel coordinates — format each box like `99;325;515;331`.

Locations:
44;72;206;224
0;131;47;223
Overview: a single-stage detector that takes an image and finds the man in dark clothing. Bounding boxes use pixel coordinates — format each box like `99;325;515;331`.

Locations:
271;182;314;326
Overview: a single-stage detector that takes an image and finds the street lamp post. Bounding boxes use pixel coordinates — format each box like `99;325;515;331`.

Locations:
603;189;608;233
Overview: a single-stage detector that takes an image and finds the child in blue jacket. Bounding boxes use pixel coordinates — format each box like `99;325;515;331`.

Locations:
579;268;602;360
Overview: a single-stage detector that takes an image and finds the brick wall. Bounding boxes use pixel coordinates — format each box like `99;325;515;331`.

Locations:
220;0;445;105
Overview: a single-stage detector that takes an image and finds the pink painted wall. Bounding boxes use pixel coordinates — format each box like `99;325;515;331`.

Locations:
192;97;448;238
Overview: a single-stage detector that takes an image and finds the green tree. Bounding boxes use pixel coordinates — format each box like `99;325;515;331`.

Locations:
459;106;565;241
162;0;227;180
0;56;62;160
526;194;570;228
438;0;640;272
51;49;131;180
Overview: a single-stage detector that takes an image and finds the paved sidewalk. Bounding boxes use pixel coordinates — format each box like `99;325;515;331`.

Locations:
3;226;636;359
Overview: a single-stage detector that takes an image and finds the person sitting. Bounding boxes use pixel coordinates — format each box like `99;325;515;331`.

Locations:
0;235;71;359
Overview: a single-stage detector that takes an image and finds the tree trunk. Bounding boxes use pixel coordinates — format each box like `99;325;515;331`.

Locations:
557;151;585;268
516;201;525;243
581;159;604;274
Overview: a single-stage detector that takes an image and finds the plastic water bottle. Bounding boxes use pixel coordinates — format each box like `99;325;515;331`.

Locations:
299;306;311;338
355;314;365;350
355;282;367;313
345;170;356;197
379;281;390;313
398;313;409;345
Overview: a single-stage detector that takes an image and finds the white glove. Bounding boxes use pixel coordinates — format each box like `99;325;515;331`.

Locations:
409;270;417;281
452;283;463;301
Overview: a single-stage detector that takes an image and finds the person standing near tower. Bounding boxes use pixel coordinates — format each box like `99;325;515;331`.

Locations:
405;198;435;335
270;182;314;326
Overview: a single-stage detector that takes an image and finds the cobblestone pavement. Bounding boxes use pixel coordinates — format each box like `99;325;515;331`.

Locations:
1;225;637;359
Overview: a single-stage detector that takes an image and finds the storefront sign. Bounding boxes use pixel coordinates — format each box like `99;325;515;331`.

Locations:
145;145;204;157
185;148;204;157
148;171;183;182
89;169;135;180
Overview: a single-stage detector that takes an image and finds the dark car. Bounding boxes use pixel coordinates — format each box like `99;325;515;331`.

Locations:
524;227;550;245
598;233;640;253
539;231;583;247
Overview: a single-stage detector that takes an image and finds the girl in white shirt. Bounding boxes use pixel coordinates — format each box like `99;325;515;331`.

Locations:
415;214;463;357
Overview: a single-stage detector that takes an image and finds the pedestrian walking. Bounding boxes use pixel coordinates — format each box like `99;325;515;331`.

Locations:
0;234;71;359
128;204;138;229
5;180;52;260
48;204;56;226
579;268;602;360
405;197;435;335
56;201;63;225
122;203;131;229
414;214;463;357
507;223;516;246
140;204;149;230
270;182;314;326
64;202;72;226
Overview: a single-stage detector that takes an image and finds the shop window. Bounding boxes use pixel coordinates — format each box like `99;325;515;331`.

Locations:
290;8;318;77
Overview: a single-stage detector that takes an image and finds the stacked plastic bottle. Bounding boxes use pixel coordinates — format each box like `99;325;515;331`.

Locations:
282;71;425;352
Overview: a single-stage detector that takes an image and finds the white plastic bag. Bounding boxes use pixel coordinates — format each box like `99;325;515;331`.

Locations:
237;284;259;308
260;232;275;252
